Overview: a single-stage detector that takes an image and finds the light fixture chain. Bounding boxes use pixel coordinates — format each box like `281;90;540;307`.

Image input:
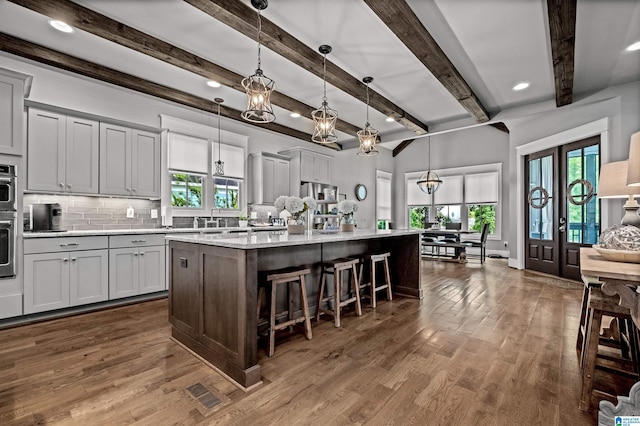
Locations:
256;9;262;70
365;83;370;124
322;53;327;102
217;102;221;158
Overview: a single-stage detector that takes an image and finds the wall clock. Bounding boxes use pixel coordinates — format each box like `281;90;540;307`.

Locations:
355;184;367;201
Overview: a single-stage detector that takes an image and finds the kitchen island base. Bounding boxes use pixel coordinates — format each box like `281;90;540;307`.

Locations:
168;230;422;389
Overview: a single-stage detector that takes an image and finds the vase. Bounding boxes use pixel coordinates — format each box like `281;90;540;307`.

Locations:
239;220;248;228
340;214;355;232
287;224;305;234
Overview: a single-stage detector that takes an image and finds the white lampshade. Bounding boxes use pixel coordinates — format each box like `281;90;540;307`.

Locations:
599;160;640;226
628;131;640;186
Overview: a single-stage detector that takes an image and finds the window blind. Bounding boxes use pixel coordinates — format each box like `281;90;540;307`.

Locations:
168;133;208;174
376;171;392;220
434;175;463;205
215;143;245;179
464;171;499;204
406;177;432;205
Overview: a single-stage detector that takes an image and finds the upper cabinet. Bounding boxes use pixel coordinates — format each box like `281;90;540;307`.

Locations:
0;68;31;156
99;123;160;198
278;147;333;196
28;108;99;194
250;152;290;204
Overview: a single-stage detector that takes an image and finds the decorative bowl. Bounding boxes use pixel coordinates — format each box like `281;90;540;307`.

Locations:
592;245;640;264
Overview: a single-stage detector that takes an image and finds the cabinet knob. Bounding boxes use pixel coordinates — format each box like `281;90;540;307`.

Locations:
63;258;68;262
71;257;77;261
140;252;145;256
67;183;72;189
59;182;65;188
132;188;137;192
133;252;138;256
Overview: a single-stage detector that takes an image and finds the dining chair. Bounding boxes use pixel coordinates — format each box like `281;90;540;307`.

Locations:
462;223;490;263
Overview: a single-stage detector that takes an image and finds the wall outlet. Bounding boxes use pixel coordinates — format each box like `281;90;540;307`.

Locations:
126;207;135;218
151;209;158;219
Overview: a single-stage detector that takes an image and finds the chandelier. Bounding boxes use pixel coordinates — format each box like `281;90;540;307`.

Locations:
311;45;338;144
214;98;224;176
417;136;442;194
241;0;275;123
357;76;379;156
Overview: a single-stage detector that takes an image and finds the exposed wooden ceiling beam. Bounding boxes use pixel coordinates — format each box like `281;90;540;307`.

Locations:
489;122;510;134
392;139;415;157
184;0;429;135
0;32;339;147
6;0;355;144
364;0;490;124
546;0;576;107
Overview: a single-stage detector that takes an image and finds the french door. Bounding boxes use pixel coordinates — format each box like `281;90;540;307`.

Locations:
525;136;600;281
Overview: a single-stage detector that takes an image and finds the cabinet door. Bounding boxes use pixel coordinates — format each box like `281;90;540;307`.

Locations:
100;123;131;196
27;109;66;192
0;74;23;155
24;253;70;314
274;159;290;199
138;245;165;294
109;247;138;299
300;151;315;182
66;117;99;194
131;130;160;197
69;249;108;306
314;155;331;184
262;156;276;203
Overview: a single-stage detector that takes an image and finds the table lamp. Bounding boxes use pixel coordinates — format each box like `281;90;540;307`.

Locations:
599;160;640;226
628;131;640;187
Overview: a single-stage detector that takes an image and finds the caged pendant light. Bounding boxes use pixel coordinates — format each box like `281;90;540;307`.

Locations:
214;98;224;176
312;45;338;144
241;0;275;123
357;76;379;156
417;136;442;194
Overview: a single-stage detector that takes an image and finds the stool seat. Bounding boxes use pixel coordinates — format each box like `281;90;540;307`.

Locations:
258;266;312;357
316;257;362;327
358;252;393;308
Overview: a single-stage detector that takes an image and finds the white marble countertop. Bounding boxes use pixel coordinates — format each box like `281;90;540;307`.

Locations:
166;228;422;250
23;226;287;238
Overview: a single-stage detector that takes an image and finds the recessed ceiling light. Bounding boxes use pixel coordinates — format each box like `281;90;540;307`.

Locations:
386;117;395;122
206;80;221;88
512;82;530;91
626;41;640;52
49;20;74;33
290;112;301;118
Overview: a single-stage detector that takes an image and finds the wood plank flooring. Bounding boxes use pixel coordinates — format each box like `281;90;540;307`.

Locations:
0;259;603;424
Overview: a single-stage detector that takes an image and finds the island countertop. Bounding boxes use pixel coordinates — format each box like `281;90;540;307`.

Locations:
165;228;422;250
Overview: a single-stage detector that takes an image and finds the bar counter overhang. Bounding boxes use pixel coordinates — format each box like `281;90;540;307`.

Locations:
166;229;423;389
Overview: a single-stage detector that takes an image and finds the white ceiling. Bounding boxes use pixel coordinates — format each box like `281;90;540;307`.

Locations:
0;0;638;151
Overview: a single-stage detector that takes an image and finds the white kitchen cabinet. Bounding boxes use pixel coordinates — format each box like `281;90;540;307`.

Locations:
250;152;290;204
100;123;160;198
24;236;109;314
28;108;99;194
0;69;29;156
108;234;166;300
278;147;333;196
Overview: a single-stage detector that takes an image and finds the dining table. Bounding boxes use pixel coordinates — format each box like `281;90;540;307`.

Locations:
421;228;478;261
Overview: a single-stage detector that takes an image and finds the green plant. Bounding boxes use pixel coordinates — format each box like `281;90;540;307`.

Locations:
469;205;496;233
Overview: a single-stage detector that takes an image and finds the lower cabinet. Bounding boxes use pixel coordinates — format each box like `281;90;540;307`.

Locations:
24;249;109;314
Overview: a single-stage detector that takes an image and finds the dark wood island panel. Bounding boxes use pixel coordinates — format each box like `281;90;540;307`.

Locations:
167;230;422;389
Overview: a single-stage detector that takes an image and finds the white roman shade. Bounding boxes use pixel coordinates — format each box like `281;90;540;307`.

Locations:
406;177;432;205
376;171;392;220
434;175;463;205
465;171;499;204
215;143;245;179
168;133;208;174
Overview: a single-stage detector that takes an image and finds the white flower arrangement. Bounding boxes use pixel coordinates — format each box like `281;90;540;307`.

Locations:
338;199;358;215
274;195;317;219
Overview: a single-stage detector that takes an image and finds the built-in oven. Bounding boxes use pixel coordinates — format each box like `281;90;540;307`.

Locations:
0;211;15;278
0;164;16;212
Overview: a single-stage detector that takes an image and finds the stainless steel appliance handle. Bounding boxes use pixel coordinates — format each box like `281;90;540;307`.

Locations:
0;220;13;226
0;178;13;184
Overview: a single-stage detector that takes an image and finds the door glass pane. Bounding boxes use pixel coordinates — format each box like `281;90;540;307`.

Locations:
565;144;599;244
528;155;553;240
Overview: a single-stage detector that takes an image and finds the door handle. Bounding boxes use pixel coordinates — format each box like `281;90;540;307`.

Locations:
559;225;566;233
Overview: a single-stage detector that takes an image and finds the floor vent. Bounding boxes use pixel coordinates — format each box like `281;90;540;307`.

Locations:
186;382;222;414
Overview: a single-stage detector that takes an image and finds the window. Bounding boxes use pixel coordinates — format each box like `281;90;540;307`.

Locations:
213;178;240;210
437;205;461;224
170;173;203;208
409;206;428;229
468;204;496;233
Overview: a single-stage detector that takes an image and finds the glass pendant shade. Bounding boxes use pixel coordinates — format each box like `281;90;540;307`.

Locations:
312;45;338;144
214;98;224;176
357;76;379;156
242;1;275;123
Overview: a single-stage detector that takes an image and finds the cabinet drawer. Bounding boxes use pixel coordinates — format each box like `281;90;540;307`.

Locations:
109;234;165;249
24;236;108;254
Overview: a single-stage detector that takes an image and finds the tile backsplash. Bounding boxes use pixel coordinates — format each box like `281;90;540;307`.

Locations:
23;194;162;231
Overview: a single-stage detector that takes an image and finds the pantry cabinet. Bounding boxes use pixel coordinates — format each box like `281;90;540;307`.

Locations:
250;152;290;204
28;108;99;194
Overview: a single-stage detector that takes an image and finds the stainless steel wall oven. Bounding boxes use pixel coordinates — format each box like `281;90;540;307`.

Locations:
0;164;16;278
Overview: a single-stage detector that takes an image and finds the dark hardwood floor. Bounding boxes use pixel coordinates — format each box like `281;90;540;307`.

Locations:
0;259;601;424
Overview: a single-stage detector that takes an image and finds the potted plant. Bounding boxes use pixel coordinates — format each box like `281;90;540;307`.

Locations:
338;199;358;232
275;195;317;234
238;213;249;228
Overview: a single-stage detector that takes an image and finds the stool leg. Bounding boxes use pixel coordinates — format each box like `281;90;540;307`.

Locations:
268;282;278;357
370;260;377;308
577;284;589;351
383;257;393;302
288;281;294;332
580;308;603;411
316;271;326;323
299;275;312;340
352;264;362;317
334;269;341;327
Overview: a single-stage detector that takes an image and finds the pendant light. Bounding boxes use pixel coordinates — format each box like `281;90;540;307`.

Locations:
312;45;338;144
417;136;442;194
357;76;379;156
214;98;224;176
241;0;275;123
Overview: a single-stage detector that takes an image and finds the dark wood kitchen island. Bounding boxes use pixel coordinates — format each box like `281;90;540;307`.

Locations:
166;229;422;389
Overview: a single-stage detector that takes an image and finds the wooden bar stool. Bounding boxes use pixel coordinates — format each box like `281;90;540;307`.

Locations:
358;252;393;308
579;285;640;411
316;257;362;327
258;266;313;357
